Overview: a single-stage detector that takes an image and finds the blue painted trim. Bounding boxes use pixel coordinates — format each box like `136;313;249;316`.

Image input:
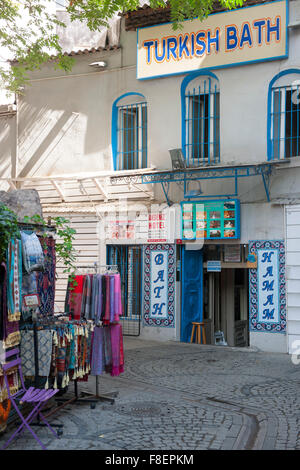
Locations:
111;92;146;170
137;0;289;81
181;70;219;160
267;68;300;161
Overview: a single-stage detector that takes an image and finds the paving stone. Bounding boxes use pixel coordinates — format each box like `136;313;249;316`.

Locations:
0;338;299;451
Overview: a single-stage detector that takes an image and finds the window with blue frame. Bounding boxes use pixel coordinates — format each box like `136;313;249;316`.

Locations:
112;93;147;171
182;73;220;167
269;70;300;160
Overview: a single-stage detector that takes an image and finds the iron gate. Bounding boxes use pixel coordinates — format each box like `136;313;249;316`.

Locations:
107;245;142;336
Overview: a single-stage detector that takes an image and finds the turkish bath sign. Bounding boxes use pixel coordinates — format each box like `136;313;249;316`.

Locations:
137;0;288;79
249;240;286;333
143;244;175;327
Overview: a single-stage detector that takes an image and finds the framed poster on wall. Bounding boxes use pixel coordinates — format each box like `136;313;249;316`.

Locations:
181;199;240;240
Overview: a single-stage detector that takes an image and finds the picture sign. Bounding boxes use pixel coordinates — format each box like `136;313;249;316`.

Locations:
137;0;288;79
181;199;240;240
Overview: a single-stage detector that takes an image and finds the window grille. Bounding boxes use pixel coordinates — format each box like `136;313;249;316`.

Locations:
107;245;142;336
184;77;220;167
270;83;300;160
116;102;147;170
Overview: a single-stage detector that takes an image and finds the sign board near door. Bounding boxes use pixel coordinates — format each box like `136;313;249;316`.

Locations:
143;244;176;327
249;240;286;333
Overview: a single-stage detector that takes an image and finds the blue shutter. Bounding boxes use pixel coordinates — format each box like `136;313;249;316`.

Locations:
180;248;203;342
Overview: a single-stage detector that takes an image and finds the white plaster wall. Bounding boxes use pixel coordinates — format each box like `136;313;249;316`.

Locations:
249;331;287;353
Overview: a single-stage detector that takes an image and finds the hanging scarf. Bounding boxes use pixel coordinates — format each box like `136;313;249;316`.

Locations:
109;275;115;324
110;324;124;377
0;262;20;349
103;276;111;325
7;239;22;322
95;275;102;324
81;274;92;320
68;275;85;320
35;236;56;317
114;273;122;322
90;326;104;376
21;272;38;321
0;263;7;341
0;367;19;402
20;329;53;378
103;325;112;373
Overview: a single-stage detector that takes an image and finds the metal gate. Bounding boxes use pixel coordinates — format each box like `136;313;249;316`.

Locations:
107;245;142;336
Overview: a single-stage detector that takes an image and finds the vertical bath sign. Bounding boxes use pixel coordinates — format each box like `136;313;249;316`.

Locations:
249;240;286;333
143;244;175;327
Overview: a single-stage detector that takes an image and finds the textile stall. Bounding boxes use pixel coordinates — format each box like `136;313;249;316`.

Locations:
0;222;125;438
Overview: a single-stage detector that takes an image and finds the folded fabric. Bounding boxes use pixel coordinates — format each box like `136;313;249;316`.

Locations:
21;231;44;274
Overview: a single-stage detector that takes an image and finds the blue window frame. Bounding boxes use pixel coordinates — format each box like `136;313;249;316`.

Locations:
181;71;220;167
268;69;300;160
112;93;147;171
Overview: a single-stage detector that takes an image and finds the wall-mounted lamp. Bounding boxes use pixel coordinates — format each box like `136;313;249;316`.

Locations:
89;61;107;68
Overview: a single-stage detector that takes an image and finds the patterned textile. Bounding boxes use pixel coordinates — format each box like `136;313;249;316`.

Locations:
20;329;53;377
21;272;38;321
20;231;44;274
0;263;7;341
0;262;20;349
36;236;56;317
7;239;22;322
0;366;20;402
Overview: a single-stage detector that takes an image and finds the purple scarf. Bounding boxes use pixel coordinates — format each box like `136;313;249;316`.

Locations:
90;326;104;376
109;276;115;323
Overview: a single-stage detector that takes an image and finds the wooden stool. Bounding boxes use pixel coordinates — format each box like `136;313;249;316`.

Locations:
190;322;206;345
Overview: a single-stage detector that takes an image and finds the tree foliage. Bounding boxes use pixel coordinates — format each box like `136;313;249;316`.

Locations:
0;0;245;93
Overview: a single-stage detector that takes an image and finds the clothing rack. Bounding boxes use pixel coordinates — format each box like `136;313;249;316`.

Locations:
55;263;120;408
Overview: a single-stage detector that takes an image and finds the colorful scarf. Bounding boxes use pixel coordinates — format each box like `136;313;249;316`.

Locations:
109;276;115;324
7;239;22;322
91;326;104;376
81;275;92;320
67;275;85;320
110;324;124;376
0;262;7;341
0;262;20;349
0;366;20;402
103;276;111;325
114;273;123;321
95;275;103;323
36;236;56;317
21;272;38;321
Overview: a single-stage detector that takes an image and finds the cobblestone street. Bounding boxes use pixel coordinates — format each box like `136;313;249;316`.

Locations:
1;337;299;451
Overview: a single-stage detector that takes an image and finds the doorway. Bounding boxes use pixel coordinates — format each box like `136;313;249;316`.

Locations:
203;268;249;347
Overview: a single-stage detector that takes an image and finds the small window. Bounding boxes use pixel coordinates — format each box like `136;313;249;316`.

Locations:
183;75;220;167
114;94;147;171
269;72;300;160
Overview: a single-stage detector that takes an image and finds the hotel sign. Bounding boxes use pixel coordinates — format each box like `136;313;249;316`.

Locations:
137;0;288;80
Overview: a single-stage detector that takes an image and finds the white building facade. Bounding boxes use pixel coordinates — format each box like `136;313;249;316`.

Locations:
1;0;300;353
